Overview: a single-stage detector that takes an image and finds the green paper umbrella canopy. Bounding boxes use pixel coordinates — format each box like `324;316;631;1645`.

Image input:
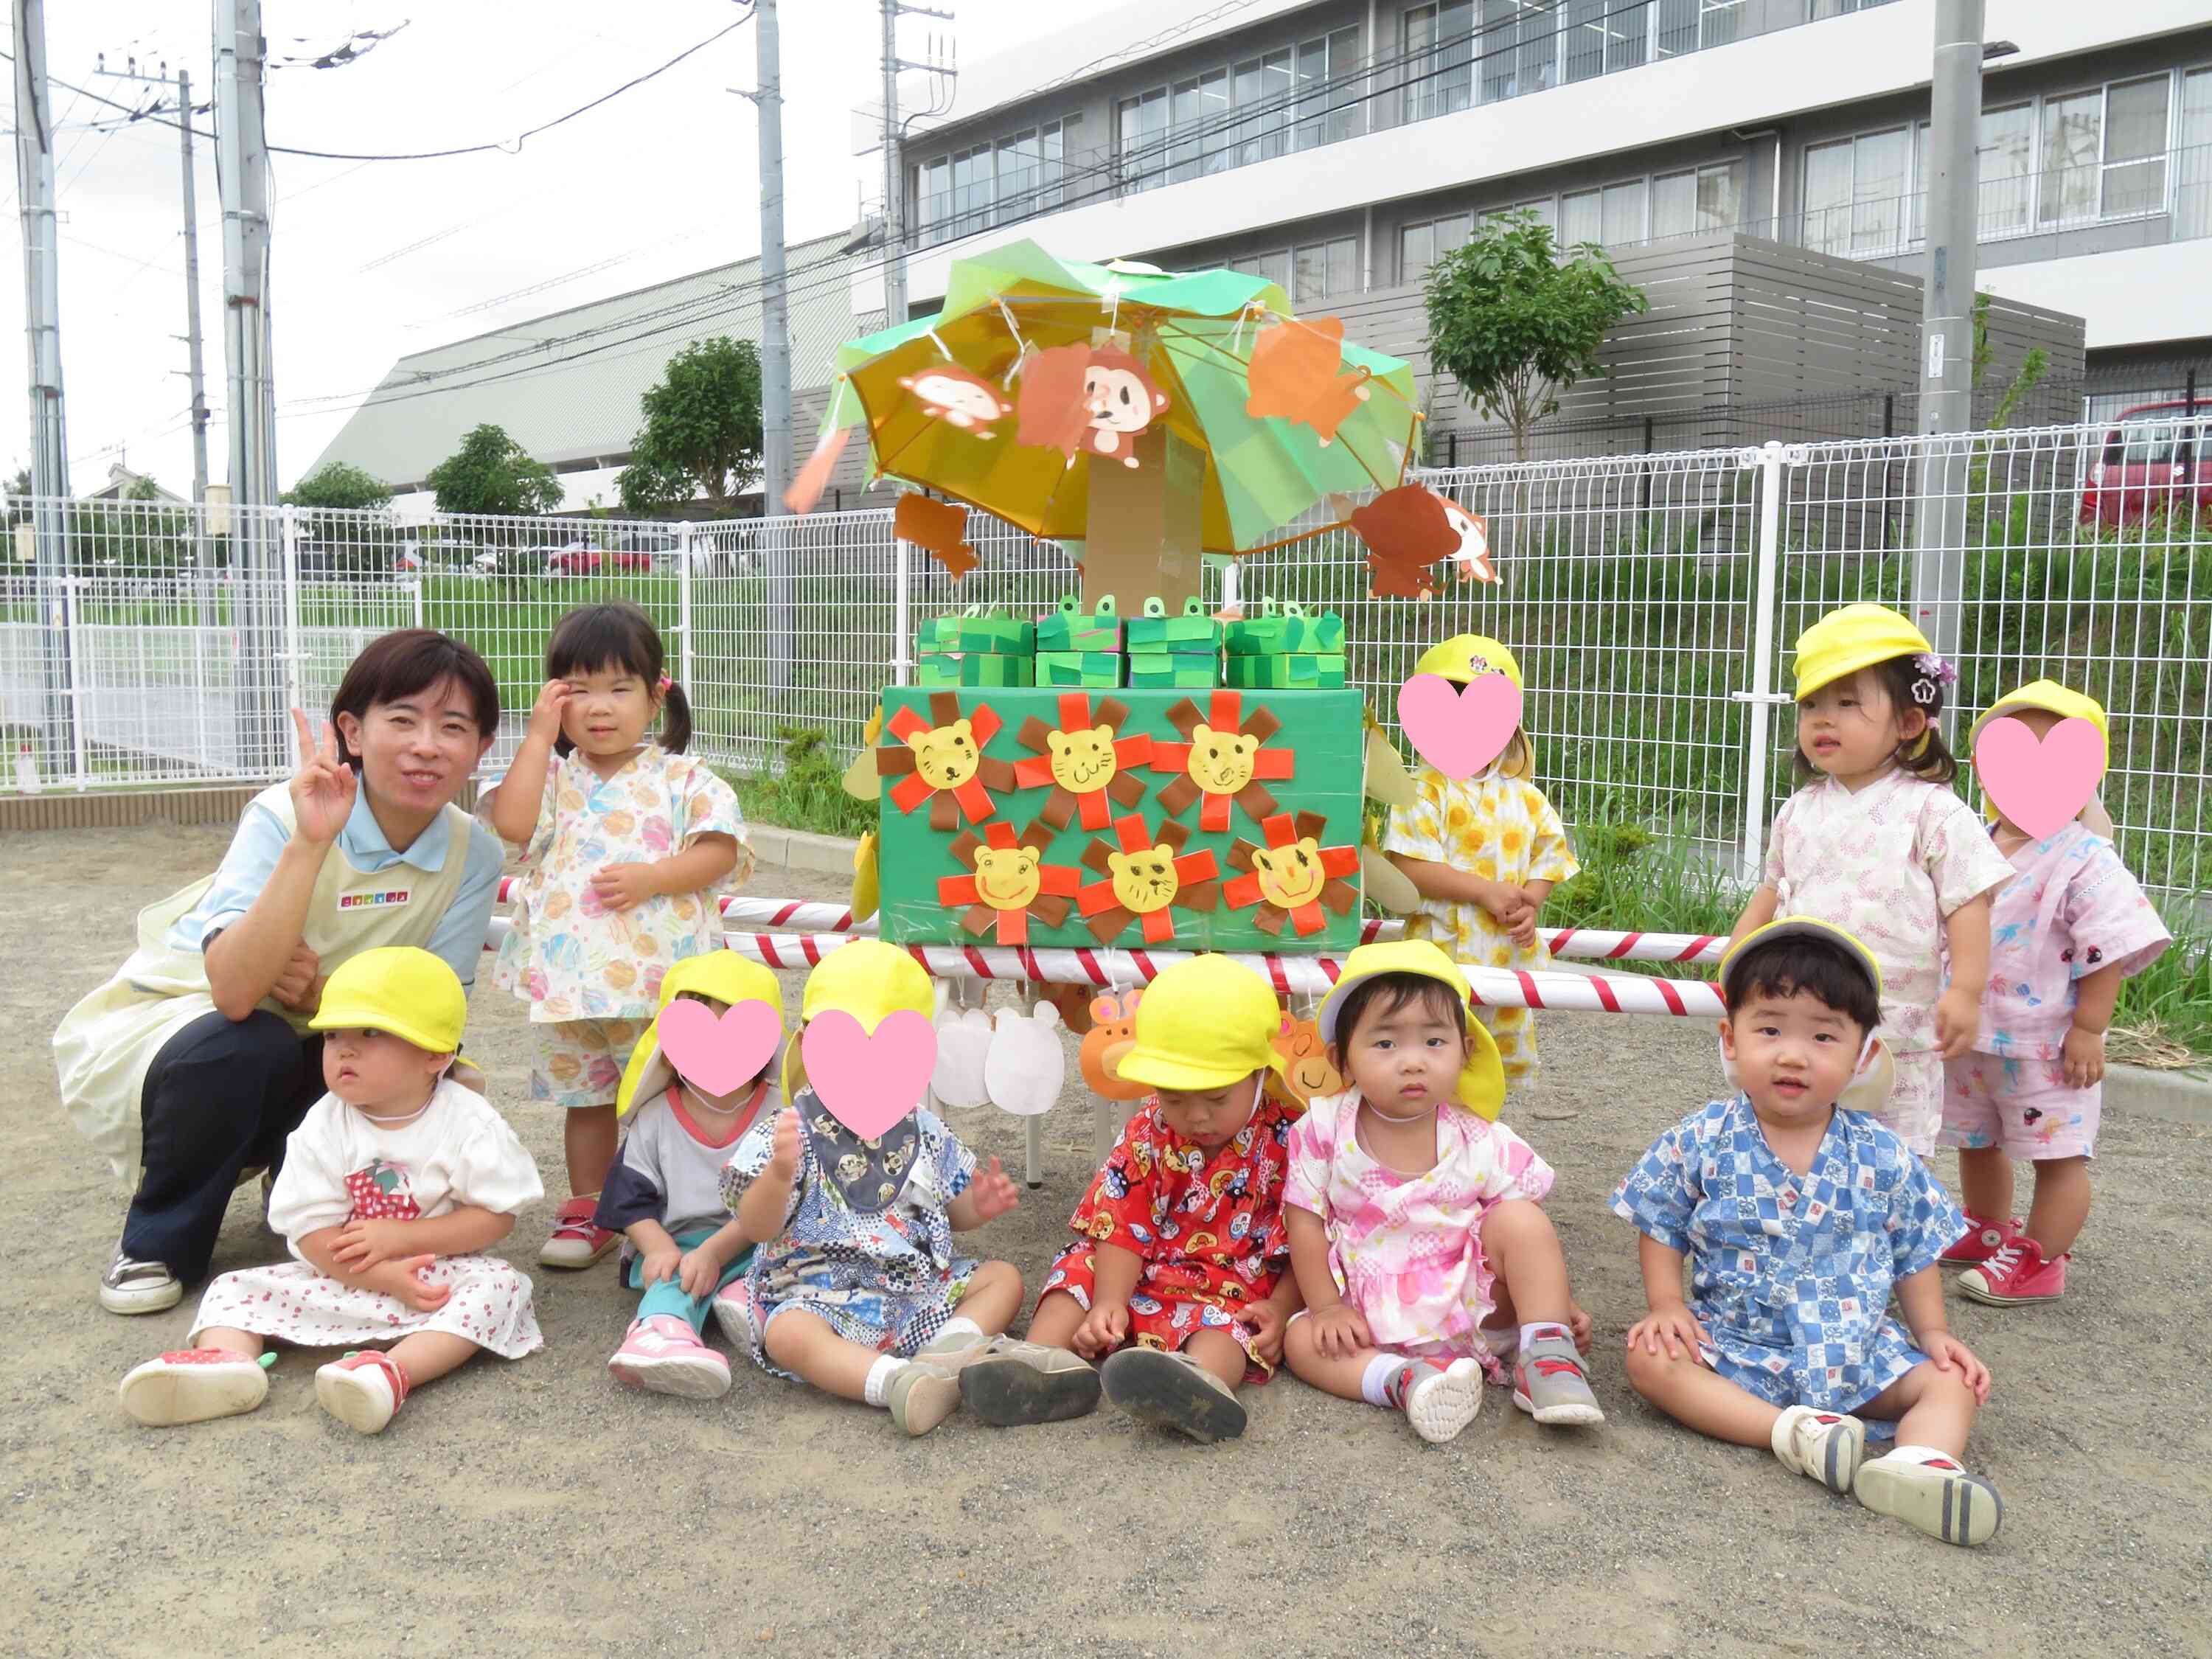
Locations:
820;240;1421;554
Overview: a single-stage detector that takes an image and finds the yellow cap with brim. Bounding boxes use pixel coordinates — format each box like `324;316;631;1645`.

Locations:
1718;919;1893;1113
1791;603;1932;701
1315;939;1506;1120
787;939;936;1097
309;945;467;1055
1115;955;1286;1093
1969;679;2112;832
616;950;786;1117
1409;633;1533;781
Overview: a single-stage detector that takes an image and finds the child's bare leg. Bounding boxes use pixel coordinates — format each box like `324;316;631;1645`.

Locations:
1026;1289;1088;1349
1624;1342;1781;1448
1183;1328;1247;1391
383;1330;479;1391
1857;1361;1978;1458
192;1327;264;1360
1955;1145;2016;1222
2023;1155;2091;1258
945;1259;1022;1337
763;1309;883;1401
1479;1199;1575;1326
564;1102;619;1197
1283;1318;1384;1399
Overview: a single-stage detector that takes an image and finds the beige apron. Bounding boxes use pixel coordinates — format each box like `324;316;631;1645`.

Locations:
53;784;480;1180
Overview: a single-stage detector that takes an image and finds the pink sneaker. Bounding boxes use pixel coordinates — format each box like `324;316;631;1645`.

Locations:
315;1350;410;1435
1939;1212;2021;1267
710;1281;757;1350
539;1194;619;1268
1958;1236;2068;1305
118;1348;269;1427
608;1315;731;1398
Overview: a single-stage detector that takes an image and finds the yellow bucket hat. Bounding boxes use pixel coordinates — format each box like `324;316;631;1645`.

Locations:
1315;939;1506;1119
310;945;466;1054
1969;679;2112;833
1792;603;1931;701
785;939;936;1099
615;950;786;1117
1410;633;1533;781
1717;917;1893;1114
1115;955;1285;1093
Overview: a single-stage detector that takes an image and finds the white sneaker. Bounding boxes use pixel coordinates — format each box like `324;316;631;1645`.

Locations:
1770;1404;1866;1495
99;1248;182;1316
1405;1357;1485;1444
1855;1450;2003;1546
315;1352;408;1434
709;1281;757;1351
118;1349;268;1427
608;1316;732;1399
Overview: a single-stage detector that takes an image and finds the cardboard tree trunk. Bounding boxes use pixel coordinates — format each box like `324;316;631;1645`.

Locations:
1079;425;1205;614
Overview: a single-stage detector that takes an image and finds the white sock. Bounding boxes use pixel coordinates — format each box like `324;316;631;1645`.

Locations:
1878;1443;1962;1468
862;1355;908;1408
1359;1352;1405;1407
937;1315;984;1345
1520;1321;1572;1352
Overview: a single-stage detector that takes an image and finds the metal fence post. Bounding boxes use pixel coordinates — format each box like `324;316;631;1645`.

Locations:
891;529;914;687
62;573;88;788
1734;441;1792;886
676;522;696;692
279;505;305;764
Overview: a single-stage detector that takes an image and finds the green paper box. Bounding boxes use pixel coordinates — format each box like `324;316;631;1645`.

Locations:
1223;601;1346;657
1035;595;1123;654
917;605;1036;655
1224;653;1348;690
876;685;1366;953
1126;654;1220;691
1124;595;1220;654
917;651;1035;688
1036;650;1125;687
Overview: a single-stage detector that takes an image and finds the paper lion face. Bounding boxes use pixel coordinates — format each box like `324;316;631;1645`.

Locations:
908;717;981;790
1046;724;1118;793
1251;835;1326;908
972;843;1043;911
1107;844;1180;915
1186;723;1258;794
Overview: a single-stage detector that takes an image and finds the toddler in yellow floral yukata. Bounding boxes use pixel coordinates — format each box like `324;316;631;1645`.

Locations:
1385;635;1577;1094
483;602;750;1270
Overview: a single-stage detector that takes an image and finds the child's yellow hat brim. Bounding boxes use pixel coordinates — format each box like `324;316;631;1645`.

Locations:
1791;604;1931;701
1114;955;1285;1093
1315;939;1506;1119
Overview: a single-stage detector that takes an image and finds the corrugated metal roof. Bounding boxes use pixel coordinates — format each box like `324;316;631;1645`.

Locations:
310;230;873;489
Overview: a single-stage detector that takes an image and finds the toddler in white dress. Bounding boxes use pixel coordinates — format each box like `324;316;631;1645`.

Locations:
119;947;543;1436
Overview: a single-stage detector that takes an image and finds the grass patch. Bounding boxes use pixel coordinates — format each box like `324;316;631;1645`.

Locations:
728;727;877;841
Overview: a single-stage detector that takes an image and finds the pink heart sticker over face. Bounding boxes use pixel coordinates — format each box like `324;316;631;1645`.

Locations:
801;1009;938;1138
1398;671;1525;781
657;999;782;1099
1975;715;2106;839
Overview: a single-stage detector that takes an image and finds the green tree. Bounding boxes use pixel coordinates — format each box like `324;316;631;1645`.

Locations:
1423;210;1648;462
616;336;763;513
426;423;563;517
284;460;394;512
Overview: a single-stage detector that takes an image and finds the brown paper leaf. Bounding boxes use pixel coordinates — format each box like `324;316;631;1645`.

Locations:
1243;316;1374;445
894;493;977;580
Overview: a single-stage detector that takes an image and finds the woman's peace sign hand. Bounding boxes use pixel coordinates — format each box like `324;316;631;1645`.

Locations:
288;708;358;846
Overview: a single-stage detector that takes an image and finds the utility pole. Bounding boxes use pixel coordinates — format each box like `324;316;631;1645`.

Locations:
13;0;74;774
215;0;285;770
881;0;907;327
1911;0;1983;706
755;0;790;510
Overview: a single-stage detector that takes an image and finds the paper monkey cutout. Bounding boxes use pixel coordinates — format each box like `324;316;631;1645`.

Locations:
1349;482;1495;599
877;692;1018;831
1012;343;1171;468
1147;689;1296;834
1076;813;1222;946
1012;692;1155;832
984;1003;1067;1117
1223;811;1361;937
784;424;853;516
1079;987;1148;1101
1272;1015;1346;1107
1244;316;1372;445
938;820;1082;945
894;492;978;579
899;364;1014;436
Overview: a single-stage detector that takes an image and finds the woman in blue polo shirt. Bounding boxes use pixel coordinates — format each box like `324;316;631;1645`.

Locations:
56;630;507;1315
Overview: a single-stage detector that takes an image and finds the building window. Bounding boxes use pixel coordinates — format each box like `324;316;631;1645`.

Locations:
1118;24;1363;195
1651;161;1742;237
1481;0;1560;105
2180;67;2212;240
917;114;1083;244
1404;3;1475;122
2036;75;2170;223
1291;236;1359;305
1234;248;1295;293
1399;212;1472;282
1802;127;1911;255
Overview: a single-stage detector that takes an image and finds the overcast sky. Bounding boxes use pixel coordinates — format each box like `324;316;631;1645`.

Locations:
6;0;1059;493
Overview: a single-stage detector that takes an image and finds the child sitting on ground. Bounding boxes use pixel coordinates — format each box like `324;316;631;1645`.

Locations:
720;941;1048;1436
960;954;1305;1444
1615;919;2002;1546
598;953;785;1398
1940;681;2170;1305
119;947;543;1435
1281;941;1601;1444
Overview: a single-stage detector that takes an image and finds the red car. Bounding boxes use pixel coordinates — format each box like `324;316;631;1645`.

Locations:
546;544;654;575
2079;401;2211;528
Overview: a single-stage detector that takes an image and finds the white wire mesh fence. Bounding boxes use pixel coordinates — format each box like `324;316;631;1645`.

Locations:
7;411;2208;897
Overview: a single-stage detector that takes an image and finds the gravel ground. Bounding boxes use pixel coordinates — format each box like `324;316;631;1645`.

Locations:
4;824;2210;1659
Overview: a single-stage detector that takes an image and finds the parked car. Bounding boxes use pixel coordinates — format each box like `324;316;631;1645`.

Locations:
2079;401;2211;528
547;543;653;576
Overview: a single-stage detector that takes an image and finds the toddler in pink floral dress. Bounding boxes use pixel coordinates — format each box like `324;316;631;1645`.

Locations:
1280;941;1601;1444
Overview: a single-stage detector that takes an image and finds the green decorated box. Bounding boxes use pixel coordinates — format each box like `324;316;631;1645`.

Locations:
1035;596;1123;654
1224;653;1348;691
917;606;1035;655
917;651;1035;688
1223;601;1346;657
1036;650;1124;688
875;684;1367;953
1124;596;1220;654
1126;654;1219;691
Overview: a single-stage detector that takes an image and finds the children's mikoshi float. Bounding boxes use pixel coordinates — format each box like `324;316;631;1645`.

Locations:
584;243;1727;1175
